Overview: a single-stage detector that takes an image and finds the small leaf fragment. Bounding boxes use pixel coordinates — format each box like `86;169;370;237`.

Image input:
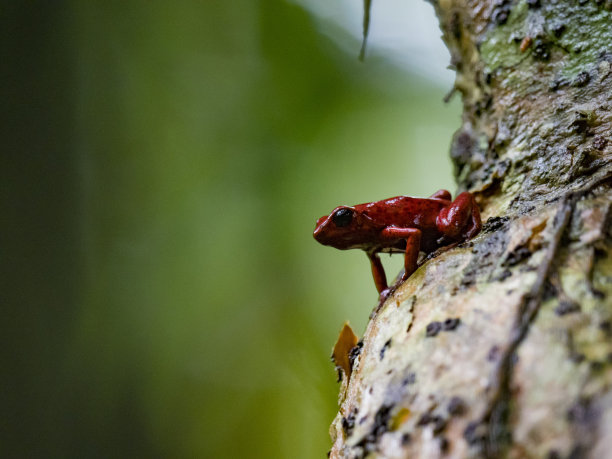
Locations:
390;408;411;431
332;323;359;380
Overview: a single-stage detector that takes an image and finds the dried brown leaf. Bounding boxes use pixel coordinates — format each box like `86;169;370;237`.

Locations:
331;323;359;380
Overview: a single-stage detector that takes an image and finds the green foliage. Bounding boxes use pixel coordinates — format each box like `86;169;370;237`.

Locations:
3;1;459;457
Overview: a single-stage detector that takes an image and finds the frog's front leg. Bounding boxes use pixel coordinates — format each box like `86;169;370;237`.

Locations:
381;227;422;280
367;250;389;295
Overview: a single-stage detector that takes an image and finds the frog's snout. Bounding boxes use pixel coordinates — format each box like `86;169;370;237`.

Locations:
313;216;329;243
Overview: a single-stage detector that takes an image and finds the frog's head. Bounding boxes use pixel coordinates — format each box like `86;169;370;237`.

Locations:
313;206;378;249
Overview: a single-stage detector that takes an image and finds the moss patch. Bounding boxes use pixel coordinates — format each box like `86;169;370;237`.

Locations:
480;0;612;87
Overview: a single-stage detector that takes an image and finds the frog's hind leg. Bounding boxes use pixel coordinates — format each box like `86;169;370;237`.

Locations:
436;191;480;239
429;189;452;201
465;194;482;238
367;251;388;294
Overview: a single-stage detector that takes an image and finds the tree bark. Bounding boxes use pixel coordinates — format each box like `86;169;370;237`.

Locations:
329;0;611;457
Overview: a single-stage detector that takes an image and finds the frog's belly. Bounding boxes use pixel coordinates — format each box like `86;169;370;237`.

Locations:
379;245;406;254
377;231;441;254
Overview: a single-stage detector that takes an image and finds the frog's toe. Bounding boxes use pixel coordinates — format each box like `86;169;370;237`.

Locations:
378;288;392;302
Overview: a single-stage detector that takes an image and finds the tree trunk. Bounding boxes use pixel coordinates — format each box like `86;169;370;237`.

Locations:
329;1;611;457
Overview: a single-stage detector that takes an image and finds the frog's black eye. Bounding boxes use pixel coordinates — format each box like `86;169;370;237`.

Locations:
332;208;353;227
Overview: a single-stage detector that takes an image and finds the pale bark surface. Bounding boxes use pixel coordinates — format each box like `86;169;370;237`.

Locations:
329;0;611;457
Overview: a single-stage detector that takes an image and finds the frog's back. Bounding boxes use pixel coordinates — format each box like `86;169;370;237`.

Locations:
355;195;447;230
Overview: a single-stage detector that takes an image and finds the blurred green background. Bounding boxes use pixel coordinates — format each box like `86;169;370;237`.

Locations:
1;1;459;457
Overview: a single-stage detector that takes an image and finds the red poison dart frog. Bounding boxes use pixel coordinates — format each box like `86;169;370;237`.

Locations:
313;190;481;299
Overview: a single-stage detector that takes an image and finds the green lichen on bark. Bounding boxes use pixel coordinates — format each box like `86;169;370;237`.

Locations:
438;0;611;212
481;0;612;84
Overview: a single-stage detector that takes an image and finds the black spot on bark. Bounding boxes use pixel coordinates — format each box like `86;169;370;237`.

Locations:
402;372;416;386
380;339;392;360
549;78;569;91
426;321;442;337
443;318;461;331
488;345;500;362
450;11;461;40
533;37;551;61
355;404;393;454
492;0;512;25
570;352;586;363
569;111;591;134
372;405;392;437
590;360;605;371
567;398;595;424
592;136;608;150
349;340;364;370
431;416;447;435
463;421;487;446
417;412;432;426
504;246;532;266
342;409;357;436
592;288;605;299
496;268;512;281
595;247;608;259
448;396;467;416
552;22;566;37
554;300;581;315
573;71;590;87
482;216;509;233
417;412;447;435
568;445;587;459
542;279;558;301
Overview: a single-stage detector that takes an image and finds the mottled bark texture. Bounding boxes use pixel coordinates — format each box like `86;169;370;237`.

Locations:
329;0;611;457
